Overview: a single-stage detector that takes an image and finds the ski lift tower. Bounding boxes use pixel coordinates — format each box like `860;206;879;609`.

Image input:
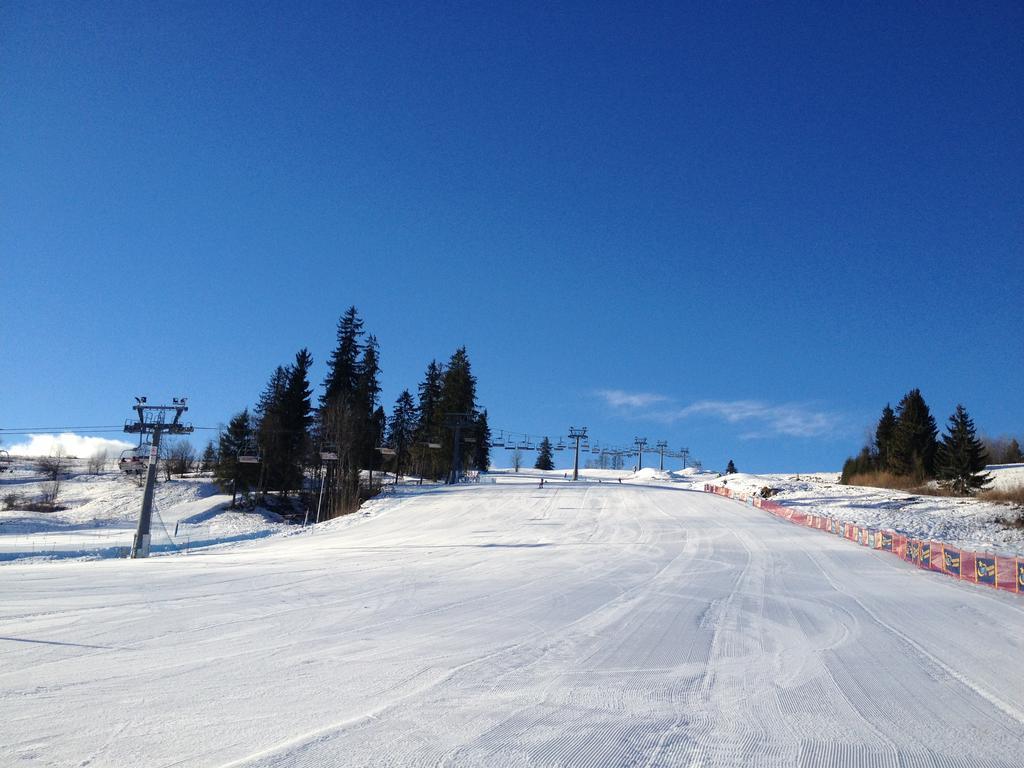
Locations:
124;397;193;558
634;437;647;471
444;412;477;485
568;426;588;481
655;440;668;471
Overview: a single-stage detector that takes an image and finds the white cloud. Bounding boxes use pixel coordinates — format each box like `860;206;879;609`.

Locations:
3;433;133;458
596;389;671;409
664;400;842;439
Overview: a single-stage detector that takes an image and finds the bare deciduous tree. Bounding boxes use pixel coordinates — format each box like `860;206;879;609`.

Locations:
164;440;196;479
87;450;108;474
35;448;66;511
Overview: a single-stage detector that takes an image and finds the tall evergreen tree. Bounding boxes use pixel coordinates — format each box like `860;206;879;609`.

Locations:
874;404;897;472
473;410;491;472
413;360;445;479
356;335;383;474
725;459;737;474
320;308;375;516
322;306;364;406
386;390;418;480
437;347;477;481
278;348;314;496
200;440;217;472
255;365;289;497
890;389;939;479
535;436;555;470
840;446;875;484
936;404;992;495
1004;438;1022;464
215;409;259;506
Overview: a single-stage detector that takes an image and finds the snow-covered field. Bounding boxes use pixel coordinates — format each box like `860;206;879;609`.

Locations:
2;479;1023;767
682;466;1024;556
0;464;290;561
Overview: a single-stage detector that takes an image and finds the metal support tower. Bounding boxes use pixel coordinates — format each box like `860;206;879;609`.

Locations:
568;426;588;481
124;397;193;558
634;437;647;471
680;447;690;469
656;440;668;471
444;413;476;485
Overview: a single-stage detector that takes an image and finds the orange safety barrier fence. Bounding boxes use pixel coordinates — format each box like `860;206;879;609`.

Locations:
703;484;1022;595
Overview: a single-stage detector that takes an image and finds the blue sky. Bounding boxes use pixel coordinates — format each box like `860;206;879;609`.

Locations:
2;1;1022;472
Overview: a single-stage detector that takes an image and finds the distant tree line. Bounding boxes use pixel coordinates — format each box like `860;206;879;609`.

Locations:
210;306;489;517
840;388;1018;495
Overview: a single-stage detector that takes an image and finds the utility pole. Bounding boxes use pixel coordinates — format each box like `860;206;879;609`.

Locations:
680;447;689;469
124;397;193;558
444;413;476;485
568;426;588;481
634;437;647;471
656;440;668;471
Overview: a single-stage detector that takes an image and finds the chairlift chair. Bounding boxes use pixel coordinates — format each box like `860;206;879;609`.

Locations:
555;437;566;451
238;440;261;464
117;447;148;475
491;431;506;448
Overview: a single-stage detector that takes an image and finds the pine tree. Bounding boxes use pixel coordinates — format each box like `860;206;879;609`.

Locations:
255;365;290;498
936;404;992;495
355;335;383;474
386;390;418;480
874;404;897;472
278;348;314;496
200;440;217;472
322;306;364;407
890;389;939;480
726;459;737;474
215;410;259;506
840;446;875;484
437;347;477;480
1004;438;1022;464
413;359;445;480
320;309;377;515
473;410;491;472
535;437;555;470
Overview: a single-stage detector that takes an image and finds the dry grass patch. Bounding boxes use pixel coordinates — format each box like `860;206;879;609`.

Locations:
842;471;948;496
979;483;1024;508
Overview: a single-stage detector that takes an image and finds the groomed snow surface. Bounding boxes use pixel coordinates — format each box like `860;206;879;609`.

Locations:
3;472;1024;767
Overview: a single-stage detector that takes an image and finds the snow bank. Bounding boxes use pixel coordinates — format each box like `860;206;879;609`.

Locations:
692;468;1024;556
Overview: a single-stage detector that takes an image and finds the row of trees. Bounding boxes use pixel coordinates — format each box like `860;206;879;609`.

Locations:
212;307;489;517
840;389;1011;495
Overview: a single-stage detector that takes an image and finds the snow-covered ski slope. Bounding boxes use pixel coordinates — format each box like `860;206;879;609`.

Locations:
3;480;1023;767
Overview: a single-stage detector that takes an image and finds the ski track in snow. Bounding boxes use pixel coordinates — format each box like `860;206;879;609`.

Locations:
2;482;1023;767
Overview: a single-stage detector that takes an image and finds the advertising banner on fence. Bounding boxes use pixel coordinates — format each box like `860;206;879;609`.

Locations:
976;556;996;585
943;548;961;577
703;484;1021;597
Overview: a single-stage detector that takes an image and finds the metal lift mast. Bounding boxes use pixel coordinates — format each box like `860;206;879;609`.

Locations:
124;397;193;558
568;426;588;481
